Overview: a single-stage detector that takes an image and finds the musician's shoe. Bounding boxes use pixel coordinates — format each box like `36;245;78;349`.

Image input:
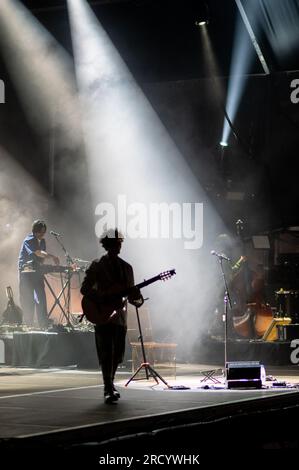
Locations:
104;388;118;404
112;385;120;399
104;384;119;405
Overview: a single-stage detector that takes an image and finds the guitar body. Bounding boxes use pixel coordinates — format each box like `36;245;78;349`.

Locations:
1;286;23;326
81;296;125;325
81;269;176;325
2;304;23;325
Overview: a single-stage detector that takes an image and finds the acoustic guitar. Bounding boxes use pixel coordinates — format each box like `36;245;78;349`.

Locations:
81;269;176;325
1;287;23;325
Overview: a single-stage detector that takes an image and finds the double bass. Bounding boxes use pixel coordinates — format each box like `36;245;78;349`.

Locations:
231;221;272;338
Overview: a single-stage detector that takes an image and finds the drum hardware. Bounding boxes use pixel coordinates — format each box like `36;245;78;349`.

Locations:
262;317;292;342
275;289;299;323
277;323;299;341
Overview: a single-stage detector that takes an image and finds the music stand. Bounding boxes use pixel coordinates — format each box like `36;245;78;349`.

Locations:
125;305;171;388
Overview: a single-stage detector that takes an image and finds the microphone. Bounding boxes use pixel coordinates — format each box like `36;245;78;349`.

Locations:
50;230;60;237
210;250;231;262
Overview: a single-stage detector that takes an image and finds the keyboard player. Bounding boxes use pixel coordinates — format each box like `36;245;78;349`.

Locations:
18;220;60;329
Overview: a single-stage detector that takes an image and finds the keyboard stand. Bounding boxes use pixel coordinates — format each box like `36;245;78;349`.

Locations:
44;274;74;328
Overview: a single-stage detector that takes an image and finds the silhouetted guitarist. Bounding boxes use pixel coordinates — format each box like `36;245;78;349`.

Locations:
80;228;143;404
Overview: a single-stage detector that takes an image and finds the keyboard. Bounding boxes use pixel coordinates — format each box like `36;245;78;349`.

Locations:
21;264;85;274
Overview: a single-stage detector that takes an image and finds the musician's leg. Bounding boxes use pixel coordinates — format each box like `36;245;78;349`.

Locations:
95;325;116;402
19;272;35;327
111;325;126;396
34;274;49;329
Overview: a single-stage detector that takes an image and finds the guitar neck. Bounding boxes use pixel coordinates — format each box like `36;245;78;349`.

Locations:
6;286;14;303
136;275;161;291
100;271;175;300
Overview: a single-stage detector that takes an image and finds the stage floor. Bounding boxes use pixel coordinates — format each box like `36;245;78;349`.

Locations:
0;363;299;439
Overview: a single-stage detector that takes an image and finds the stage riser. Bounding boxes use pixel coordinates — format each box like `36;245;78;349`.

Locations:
0;336;13;365
0;332;100;368
2;333;297;368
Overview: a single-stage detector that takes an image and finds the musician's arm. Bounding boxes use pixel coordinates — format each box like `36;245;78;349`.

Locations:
24;240;40;259
34;250;59;265
80;261;101;302
23;240;50;262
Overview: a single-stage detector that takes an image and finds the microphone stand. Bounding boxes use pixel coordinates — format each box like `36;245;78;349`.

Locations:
200;252;232;386
217;254;232;382
125;303;189;391
125;304;171;388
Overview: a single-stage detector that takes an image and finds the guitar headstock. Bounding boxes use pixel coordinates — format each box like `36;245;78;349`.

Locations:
5;286;14;303
159;269;176;281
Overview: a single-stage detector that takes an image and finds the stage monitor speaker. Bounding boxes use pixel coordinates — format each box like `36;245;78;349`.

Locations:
262;317;292;341
226;361;264;389
277;324;299;341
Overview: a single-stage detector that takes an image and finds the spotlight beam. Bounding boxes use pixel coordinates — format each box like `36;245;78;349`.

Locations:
67;0;228;354
0;0;81;150
198;23;239;147
221;2;261;146
30;0;130;14
235;0;270;75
